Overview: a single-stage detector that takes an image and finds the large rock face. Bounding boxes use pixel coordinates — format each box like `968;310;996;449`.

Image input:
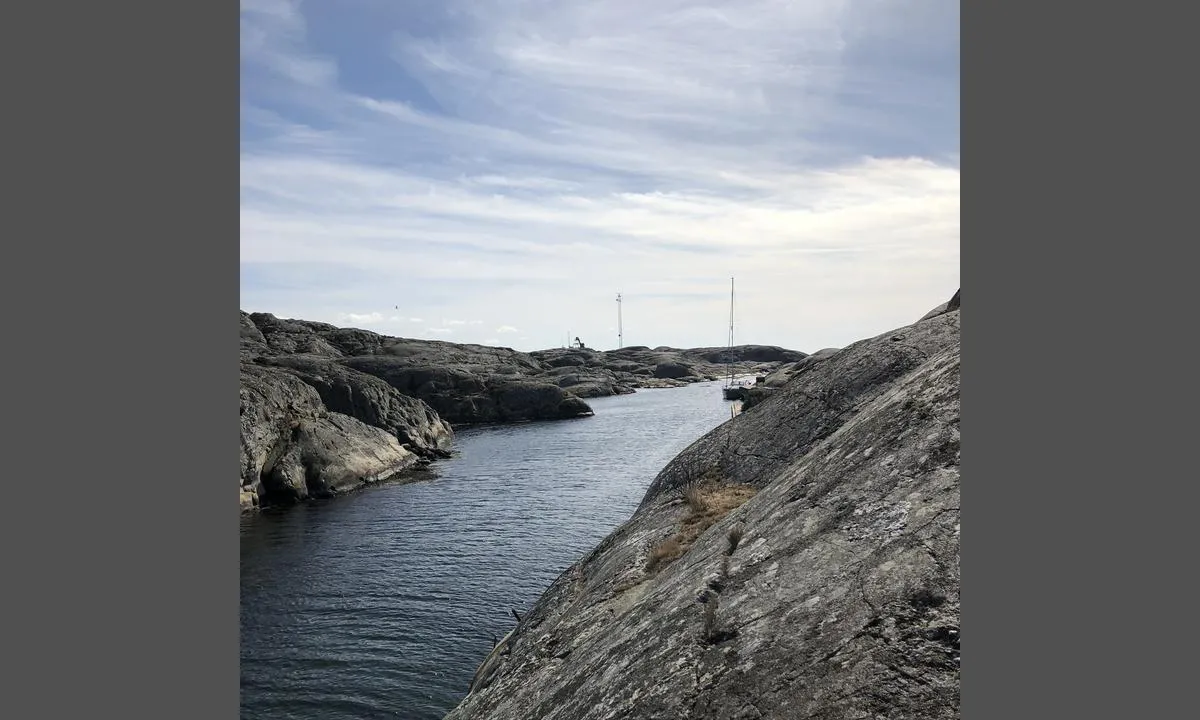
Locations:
445;294;960;720
243;313;595;426
239;364;426;511
255;355;455;457
337;356;593;425
241;313;460;510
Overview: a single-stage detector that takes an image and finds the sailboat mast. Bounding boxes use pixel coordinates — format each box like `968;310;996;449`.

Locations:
729;277;735;346
727;277;735;383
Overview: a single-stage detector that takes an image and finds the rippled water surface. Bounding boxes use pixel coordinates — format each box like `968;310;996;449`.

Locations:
240;381;737;720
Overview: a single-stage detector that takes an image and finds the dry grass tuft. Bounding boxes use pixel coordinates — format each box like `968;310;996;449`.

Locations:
645;537;684;574
678;483;757;545
644;481;757;575
682;483;707;512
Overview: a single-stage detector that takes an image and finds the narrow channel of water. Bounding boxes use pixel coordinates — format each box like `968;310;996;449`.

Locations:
240;381;737;719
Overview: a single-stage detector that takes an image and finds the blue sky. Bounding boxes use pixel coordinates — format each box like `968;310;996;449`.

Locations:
241;0;959;352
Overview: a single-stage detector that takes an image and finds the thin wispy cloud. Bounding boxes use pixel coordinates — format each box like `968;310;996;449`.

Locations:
241;0;959;351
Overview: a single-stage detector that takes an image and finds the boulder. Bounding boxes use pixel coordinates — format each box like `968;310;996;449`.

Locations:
239;363;420;507
256;355;453;458
652;361;696;379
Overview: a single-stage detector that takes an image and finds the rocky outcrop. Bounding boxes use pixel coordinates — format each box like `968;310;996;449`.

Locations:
239;363;425;511
445;291;961;720
239;311;806;510
651;361;694;379
241;312;461;511
242;313;595;426
337;356;593;425
529;345;806;395
918;288;961;321
243;312;804;425
255;355;454;457
758;347;842;389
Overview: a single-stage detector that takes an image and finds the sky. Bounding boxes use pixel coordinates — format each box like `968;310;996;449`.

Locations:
240;0;959;353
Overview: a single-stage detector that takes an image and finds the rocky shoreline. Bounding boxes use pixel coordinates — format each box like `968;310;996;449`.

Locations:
240;311;804;512
444;290;961;720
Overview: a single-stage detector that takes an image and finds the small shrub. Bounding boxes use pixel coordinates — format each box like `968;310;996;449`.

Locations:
645;537;683;574
726;525;745;555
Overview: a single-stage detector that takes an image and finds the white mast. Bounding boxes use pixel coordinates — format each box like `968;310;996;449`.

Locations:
727;277;735;385
616;292;623;349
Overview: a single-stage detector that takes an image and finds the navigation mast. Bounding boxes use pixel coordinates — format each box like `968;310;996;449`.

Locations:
616;292;623;349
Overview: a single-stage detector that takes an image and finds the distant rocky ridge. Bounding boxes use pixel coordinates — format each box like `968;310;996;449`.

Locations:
529;344;806;398
240;312;803;512
444;289;961;720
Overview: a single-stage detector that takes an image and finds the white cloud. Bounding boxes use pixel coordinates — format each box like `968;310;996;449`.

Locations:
336;312;384;326
427;327;454;334
241;1;959;352
241;0;338;88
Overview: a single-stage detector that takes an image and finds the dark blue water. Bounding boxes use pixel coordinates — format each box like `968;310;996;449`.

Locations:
240;381;736;720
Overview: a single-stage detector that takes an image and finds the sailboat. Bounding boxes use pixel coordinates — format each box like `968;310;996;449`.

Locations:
722;277;752;401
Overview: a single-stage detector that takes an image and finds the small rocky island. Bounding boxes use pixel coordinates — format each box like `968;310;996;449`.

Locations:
240;312;804;511
444;290;961;720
